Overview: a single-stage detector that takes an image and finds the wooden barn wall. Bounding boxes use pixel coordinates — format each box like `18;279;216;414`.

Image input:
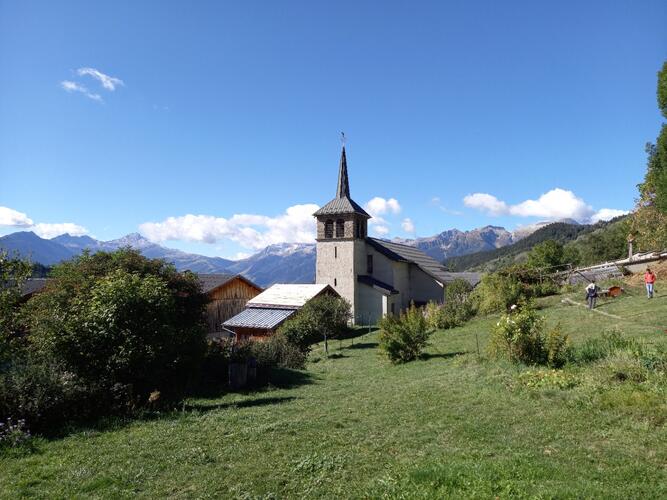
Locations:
206;279;261;333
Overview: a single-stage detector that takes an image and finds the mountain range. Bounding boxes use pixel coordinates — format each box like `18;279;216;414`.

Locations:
0;223;557;287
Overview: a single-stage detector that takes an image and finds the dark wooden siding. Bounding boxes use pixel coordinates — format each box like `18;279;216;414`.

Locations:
206;278;262;333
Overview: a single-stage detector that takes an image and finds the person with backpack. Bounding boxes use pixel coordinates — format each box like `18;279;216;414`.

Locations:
645;267;656;299
585;280;599;310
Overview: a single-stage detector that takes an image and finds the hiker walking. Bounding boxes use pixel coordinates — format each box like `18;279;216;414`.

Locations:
585;280;599;310
645;267;656;299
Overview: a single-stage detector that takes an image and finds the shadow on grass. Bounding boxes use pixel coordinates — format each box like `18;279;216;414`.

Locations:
420;351;467;361
345;342;379;350
186;396;297;412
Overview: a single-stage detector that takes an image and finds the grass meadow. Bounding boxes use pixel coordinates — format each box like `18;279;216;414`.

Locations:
2;283;667;498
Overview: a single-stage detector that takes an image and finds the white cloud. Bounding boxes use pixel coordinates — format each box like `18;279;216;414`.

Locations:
401;218;415;233
139;204;319;250
60;80;102;102
590;208;629;224
0;206;33;227
372;225;390;236
463;193;509;216
364;197;401;218
0;206;88;238
77;67;124;91
233;252;251;260
32;223;88;239
464;188;627;224
430;196;463;216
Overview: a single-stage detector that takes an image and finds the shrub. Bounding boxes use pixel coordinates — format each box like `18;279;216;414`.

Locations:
574;328;638;364
490;305;571;367
378;304;433;363
250;333;307;370
489;305;546;364
278;295;352;354
424;279;475;330
0;418;32;450
0;358;97;434
471;272;525;314
544;324;571;368
24;250;207;412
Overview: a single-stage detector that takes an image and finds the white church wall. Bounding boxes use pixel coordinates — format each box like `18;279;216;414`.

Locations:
409;266;445;304
355;283;385;324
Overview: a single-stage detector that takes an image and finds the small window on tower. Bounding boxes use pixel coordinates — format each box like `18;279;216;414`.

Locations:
367;255;373;274
324;220;334;238
334;278;337;287
334;246;337;258
335;219;345;238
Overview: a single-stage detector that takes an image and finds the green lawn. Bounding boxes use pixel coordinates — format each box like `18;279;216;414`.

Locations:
2;285;667;498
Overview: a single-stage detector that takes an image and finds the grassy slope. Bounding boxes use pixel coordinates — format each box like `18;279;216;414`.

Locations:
2;286;667;498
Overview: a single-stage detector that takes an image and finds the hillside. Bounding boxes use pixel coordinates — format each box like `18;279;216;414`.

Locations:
2;283;666;497
444;221;592;271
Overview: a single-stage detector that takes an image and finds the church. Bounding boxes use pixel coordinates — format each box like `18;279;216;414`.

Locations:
314;146;480;324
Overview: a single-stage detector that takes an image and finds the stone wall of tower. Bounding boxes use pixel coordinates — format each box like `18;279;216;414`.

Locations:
315;239;359;319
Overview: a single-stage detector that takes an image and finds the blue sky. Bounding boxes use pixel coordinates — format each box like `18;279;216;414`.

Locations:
1;1;665;259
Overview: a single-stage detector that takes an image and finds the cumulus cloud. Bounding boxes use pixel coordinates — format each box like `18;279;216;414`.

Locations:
464;188;627;224
401;218;415;233
463;193;509;216
590;208;629;224
60;80;102;102
139;204;319;250
364;197;401;217
77;67;124;91
372;225;390;236
0;206;33;227
32;223;88;239
0;206;88;238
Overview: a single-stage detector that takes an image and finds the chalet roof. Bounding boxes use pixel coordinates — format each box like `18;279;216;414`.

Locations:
247;283;336;309
313;147;370;218
197;273;262;294
366;238;481;287
223;307;296;330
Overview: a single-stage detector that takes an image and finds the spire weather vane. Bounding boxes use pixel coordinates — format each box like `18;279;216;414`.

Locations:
340;131;346;147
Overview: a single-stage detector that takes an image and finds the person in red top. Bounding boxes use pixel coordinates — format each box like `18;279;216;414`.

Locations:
645;267;656;299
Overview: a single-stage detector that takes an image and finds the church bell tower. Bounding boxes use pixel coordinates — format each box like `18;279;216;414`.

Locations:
313;144;370;322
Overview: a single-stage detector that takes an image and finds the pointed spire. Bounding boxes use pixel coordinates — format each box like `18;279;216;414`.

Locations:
336;146;350;198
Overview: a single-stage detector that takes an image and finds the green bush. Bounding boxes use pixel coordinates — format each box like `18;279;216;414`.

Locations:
378;305;433;363
250;333;307;370
489;305;570;367
574;328;638;364
425;279;475;330
0;359;97;434
278;295;351;354
472;272;525;314
24;250;207;413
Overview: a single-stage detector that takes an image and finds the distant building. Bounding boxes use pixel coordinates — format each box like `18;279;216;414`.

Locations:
198;274;263;337
223;283;338;341
313;146;480;324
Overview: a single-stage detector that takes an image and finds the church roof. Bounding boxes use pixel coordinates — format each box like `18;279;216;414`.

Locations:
313;147;370;218
366;238;481;287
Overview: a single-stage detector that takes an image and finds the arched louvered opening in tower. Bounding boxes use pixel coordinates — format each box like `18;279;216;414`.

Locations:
324;219;334;239
335;219;345;238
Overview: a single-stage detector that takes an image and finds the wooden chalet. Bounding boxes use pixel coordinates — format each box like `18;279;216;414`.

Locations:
198;274;263;337
223;283;338;341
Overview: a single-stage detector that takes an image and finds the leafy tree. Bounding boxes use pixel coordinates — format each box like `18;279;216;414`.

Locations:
279;295;351;355
24;249;208;407
0;252;32;362
632;60;667;249
471;272;525;314
526;240;567;271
